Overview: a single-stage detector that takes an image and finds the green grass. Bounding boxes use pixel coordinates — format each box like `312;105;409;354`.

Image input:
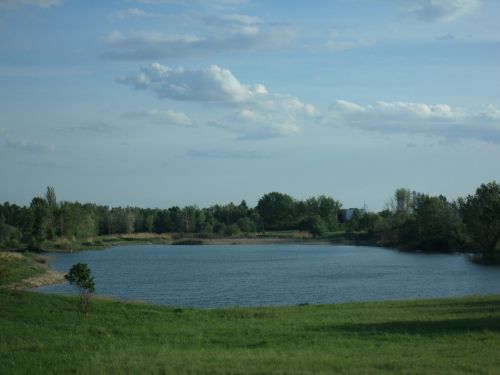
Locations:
1;290;499;374
0;253;46;287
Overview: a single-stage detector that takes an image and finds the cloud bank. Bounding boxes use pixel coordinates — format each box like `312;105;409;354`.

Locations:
126;109;195;127
109;8;159;21
0;0;63;7
403;0;480;22
103;14;295;59
4;138;56;153
330;100;500;143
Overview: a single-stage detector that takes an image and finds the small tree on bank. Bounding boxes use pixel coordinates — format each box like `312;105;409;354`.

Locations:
65;263;95;313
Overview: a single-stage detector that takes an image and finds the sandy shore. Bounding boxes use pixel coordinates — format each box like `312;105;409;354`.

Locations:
9;269;66;290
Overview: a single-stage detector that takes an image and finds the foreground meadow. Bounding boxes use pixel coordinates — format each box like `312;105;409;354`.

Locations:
1;289;499;374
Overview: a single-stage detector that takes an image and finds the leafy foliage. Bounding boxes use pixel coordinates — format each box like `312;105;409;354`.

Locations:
65;263;95;313
460;181;500;260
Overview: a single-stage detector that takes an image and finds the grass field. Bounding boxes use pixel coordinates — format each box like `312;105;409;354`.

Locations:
1;289;499;374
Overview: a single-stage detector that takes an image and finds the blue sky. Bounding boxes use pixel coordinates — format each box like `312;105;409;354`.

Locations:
1;0;499;210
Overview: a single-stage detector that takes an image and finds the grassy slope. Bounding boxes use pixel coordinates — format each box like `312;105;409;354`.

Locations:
1;291;499;374
0;253;46;287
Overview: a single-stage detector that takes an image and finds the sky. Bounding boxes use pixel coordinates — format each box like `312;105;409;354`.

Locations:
0;0;499;211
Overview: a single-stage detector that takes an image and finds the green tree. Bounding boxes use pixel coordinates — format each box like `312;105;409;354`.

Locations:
257;192;295;230
65;263;95;313
29;197;51;250
461;182;500;260
44;186;58;239
237;217;256;233
412;196;464;252
346;209;363;233
359;212;380;235
300;215;327;237
45;186;57;207
395;188;414;214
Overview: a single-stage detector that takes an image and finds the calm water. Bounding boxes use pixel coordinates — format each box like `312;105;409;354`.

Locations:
36;244;500;307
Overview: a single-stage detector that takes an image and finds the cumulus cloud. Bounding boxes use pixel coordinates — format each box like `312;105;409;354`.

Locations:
0;0;63;7
126;109;195;127
103;14;295;59
403;0;480;22
329;100;500;143
120;63;316;139
119;63;266;103
4;138;55;153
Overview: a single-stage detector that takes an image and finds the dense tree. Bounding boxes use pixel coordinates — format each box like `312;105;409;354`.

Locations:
302;196;341;231
0;215;21;248
2;184;499;263
412;196;464;251
461;182;500;258
257;192;295;230
299;215;327;237
29;197;51;249
346;209;363;233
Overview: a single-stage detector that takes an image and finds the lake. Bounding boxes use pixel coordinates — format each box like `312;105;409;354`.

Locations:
36;244;500;307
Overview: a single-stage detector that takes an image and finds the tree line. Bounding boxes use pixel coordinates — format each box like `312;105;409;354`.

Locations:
0;182;499;262
0;190;341;248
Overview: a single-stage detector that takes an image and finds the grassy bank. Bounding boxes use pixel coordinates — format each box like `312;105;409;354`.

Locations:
0;252;48;287
1;290;499;374
0;252;64;289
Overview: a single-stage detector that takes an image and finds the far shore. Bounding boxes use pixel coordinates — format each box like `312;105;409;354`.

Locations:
35;231;379;253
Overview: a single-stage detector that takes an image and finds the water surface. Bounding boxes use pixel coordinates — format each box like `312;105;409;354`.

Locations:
36;244;500;307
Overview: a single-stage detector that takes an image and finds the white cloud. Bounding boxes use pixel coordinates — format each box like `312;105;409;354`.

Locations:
119;63;263;102
127;109;195;127
4;138;55;153
0;0;63;7
109;8;158;21
329;100;500;143
135;0;249;7
103;14;295;59
323;28;374;51
186;148;263;159
120;63;317;139
209;109;302;140
403;0;480;22
65;122;118;133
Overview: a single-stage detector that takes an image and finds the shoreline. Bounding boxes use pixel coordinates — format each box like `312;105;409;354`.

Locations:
8;268;66;290
41;232;379;252
1;252;66;290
